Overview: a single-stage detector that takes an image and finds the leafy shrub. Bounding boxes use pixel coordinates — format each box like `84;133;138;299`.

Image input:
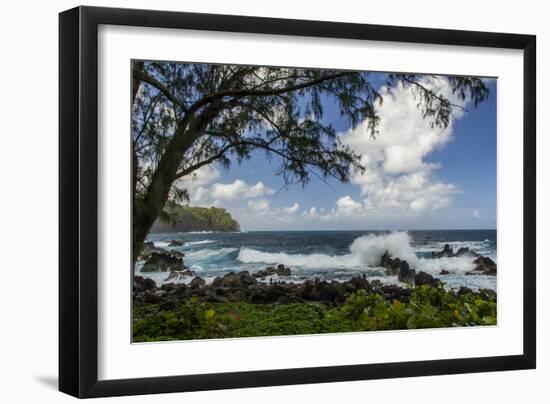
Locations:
132;285;496;342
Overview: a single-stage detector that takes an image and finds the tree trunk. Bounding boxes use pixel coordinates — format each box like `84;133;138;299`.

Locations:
132;107;219;267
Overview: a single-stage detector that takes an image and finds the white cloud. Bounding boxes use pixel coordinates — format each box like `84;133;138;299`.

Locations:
174;165;221;206
284;202;300;214
175;166;274;207
247;198;271;213
302;207;319;219
335;195;362;216
339;78;465;217
211;180;274;201
472;209;481;219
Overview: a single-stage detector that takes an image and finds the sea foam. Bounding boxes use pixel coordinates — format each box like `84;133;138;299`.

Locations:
238;231;417;269
349;232;418;266
237;231;485;275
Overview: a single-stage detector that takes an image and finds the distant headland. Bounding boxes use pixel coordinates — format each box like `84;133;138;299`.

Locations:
150;202;240;233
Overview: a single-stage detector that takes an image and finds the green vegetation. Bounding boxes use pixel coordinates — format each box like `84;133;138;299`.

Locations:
151;201;240;233
132;285;496;342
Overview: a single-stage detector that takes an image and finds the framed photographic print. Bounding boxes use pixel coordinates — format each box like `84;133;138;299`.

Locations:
59;6;536;398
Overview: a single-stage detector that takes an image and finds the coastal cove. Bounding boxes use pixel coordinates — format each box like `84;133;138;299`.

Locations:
133;230;497;341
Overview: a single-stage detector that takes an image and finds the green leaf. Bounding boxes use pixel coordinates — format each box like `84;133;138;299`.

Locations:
205;308;216;320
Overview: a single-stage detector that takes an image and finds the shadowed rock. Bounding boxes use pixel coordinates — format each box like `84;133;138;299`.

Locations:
432;244;454;258
469;256;497;275
414;271;438;287
141;251;187;272
253;264;291;278
190;276;206;289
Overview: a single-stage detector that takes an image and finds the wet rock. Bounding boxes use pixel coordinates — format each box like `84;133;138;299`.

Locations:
432;244;454;258
370;279;383;289
397;260;416;284
318;281;346;304
139;241;165;259
455;247;479;258
142;289;166;304
432;245;480;259
439;269;450;275
141;251;186;272
212;271;257;288
165;269;196;282
348;275;370;291
133;275;157;291
170;250;185;258
169;239;185;247
381;251;417;283
160;282;178;292
380;251;403;275
301;280;319;300
414;271;438;287
253;264;291;278
380;284;411;300
190;276;206;289
472;256;497;275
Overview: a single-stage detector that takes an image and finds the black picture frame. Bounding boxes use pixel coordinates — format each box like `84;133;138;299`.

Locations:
59;5;536;398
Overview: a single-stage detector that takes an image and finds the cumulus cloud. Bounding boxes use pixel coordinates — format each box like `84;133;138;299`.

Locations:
174;165;221;206
247;198;271;213
472;209;481;219
284;202;300;214
335;195;362;216
336;78;465;218
211;180;274;201
176;169;275;206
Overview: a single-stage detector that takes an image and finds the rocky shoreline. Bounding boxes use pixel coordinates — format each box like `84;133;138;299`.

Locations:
134;242;497;310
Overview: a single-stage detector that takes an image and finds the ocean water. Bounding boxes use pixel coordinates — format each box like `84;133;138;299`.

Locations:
137;230;497;291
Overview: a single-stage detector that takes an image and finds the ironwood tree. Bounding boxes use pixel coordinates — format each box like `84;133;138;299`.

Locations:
132;61;489;266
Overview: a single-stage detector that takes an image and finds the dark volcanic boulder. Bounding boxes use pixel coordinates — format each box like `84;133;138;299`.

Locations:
432;245;480;259
190;276;206;289
168;239;185;247
455;247;479;258
432;244;454;258
170;250;185;258
140;241;165;259
318;281;346;304
414;271;438;287
249;283;291;304
165;269;195;282
212;271;257;288
348;275;370;291
253;264;291;278
133;275;157;291
457;286;474;296
380;284;411;300
141;251;186;272
439;269;450;275
471;256;497;275
380;251;402;275
397;260;416;284
381;251;417;283
301;280;319;300
142;241;155;250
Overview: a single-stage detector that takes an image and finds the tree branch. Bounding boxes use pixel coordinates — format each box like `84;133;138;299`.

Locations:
133;69;189;113
399;75;467;112
187;71;355;115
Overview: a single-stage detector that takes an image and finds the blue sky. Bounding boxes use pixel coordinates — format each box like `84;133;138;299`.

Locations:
179;75;497;231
